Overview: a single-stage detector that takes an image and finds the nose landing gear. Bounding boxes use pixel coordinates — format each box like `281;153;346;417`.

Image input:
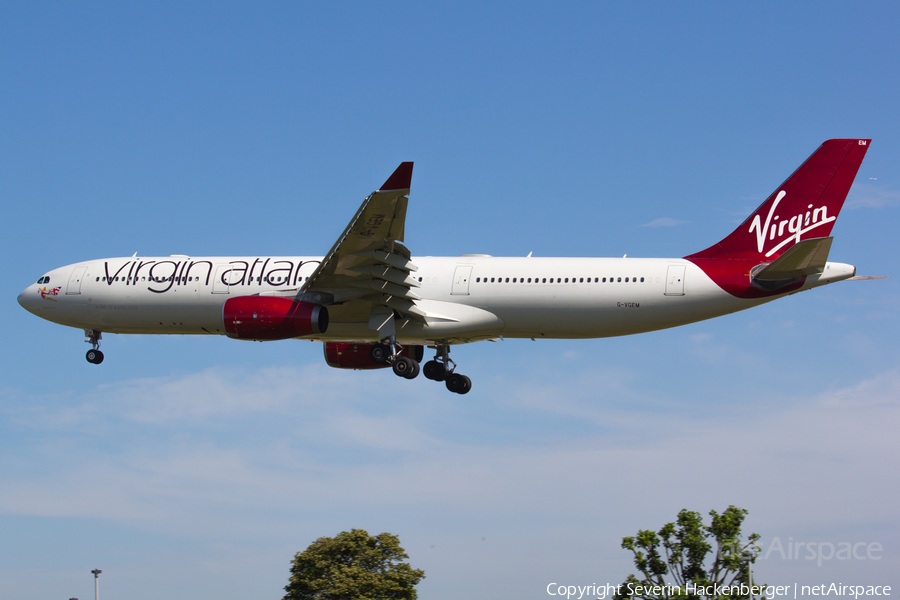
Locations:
84;329;104;364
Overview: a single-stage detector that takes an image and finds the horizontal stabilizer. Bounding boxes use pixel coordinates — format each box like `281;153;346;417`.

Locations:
753;237;833;281
847;275;890;281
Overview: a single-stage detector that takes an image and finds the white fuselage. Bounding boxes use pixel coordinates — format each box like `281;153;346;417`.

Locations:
18;255;856;345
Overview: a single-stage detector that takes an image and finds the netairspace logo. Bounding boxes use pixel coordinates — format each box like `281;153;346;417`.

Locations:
761;537;883;567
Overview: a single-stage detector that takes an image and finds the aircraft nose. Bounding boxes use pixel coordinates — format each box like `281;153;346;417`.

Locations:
18;286;39;315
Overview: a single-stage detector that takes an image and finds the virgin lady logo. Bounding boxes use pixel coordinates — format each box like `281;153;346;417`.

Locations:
749;191;836;257
39;286;61;301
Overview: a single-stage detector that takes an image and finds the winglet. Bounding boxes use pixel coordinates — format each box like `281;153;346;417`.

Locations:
379;162;414;191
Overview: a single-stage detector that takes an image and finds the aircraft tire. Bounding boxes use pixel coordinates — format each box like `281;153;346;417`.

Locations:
423;360;444;381
369;344;389;364
405;359;420;380
446;373;466;393
86;349;104;364
392;356;415;378
459;375;472;394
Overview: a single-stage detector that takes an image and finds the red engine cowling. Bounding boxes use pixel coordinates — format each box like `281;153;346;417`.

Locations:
223;296;328;340
324;342;424;370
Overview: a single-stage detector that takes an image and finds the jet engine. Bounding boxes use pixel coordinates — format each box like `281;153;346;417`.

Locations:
324;342;424;370
223;296;328;340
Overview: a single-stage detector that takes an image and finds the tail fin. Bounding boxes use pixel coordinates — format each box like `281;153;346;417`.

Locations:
687;139;871;261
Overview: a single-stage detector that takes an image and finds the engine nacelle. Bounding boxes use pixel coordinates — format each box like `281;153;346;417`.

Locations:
324;342;424;370
223;296;328;340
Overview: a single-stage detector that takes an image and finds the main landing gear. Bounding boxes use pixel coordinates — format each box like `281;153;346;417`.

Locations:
84;329;104;364
423;345;472;395
369;337;421;381
370;339;471;393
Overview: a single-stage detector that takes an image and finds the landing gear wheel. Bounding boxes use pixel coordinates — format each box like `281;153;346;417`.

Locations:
392;356;417;379
406;359;420;380
369;343;389;364
446;372;471;394
86;349;104;364
423;360;446;381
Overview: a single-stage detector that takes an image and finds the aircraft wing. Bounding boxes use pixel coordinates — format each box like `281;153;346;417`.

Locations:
299;162;426;330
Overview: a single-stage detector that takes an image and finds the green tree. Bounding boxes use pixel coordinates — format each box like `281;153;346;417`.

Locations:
614;506;764;600
283;529;425;600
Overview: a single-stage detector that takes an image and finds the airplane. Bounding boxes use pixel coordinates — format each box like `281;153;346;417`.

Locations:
18;139;874;394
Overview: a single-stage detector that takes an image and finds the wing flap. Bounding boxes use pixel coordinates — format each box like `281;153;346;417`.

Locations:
353;249;417;272
348;265;421;288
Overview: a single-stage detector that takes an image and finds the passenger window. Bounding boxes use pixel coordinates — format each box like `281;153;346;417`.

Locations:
513;278;517;283
491;277;495;283
641;277;645;282
95;277;99;282
617;277;621;282
625;277;629;282
579;278;583;283
505;278;509;283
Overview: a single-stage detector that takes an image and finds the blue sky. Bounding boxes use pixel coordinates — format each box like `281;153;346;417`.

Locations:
2;2;899;598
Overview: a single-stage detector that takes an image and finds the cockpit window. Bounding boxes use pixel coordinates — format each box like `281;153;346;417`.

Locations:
36;276;50;284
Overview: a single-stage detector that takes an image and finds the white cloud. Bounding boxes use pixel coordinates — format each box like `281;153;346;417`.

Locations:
3;364;897;534
2;358;899;597
640;217;689;227
847;185;900;209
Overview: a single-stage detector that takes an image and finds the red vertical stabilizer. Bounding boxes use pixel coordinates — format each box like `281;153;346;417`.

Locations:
687;139;870;262
686;139;870;298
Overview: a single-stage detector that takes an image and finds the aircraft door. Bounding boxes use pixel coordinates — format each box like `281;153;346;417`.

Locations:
66;266;87;295
451;265;473;295
212;264;234;294
665;265;686;296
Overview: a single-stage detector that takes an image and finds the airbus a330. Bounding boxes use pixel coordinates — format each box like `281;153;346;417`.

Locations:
18;139;874;394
